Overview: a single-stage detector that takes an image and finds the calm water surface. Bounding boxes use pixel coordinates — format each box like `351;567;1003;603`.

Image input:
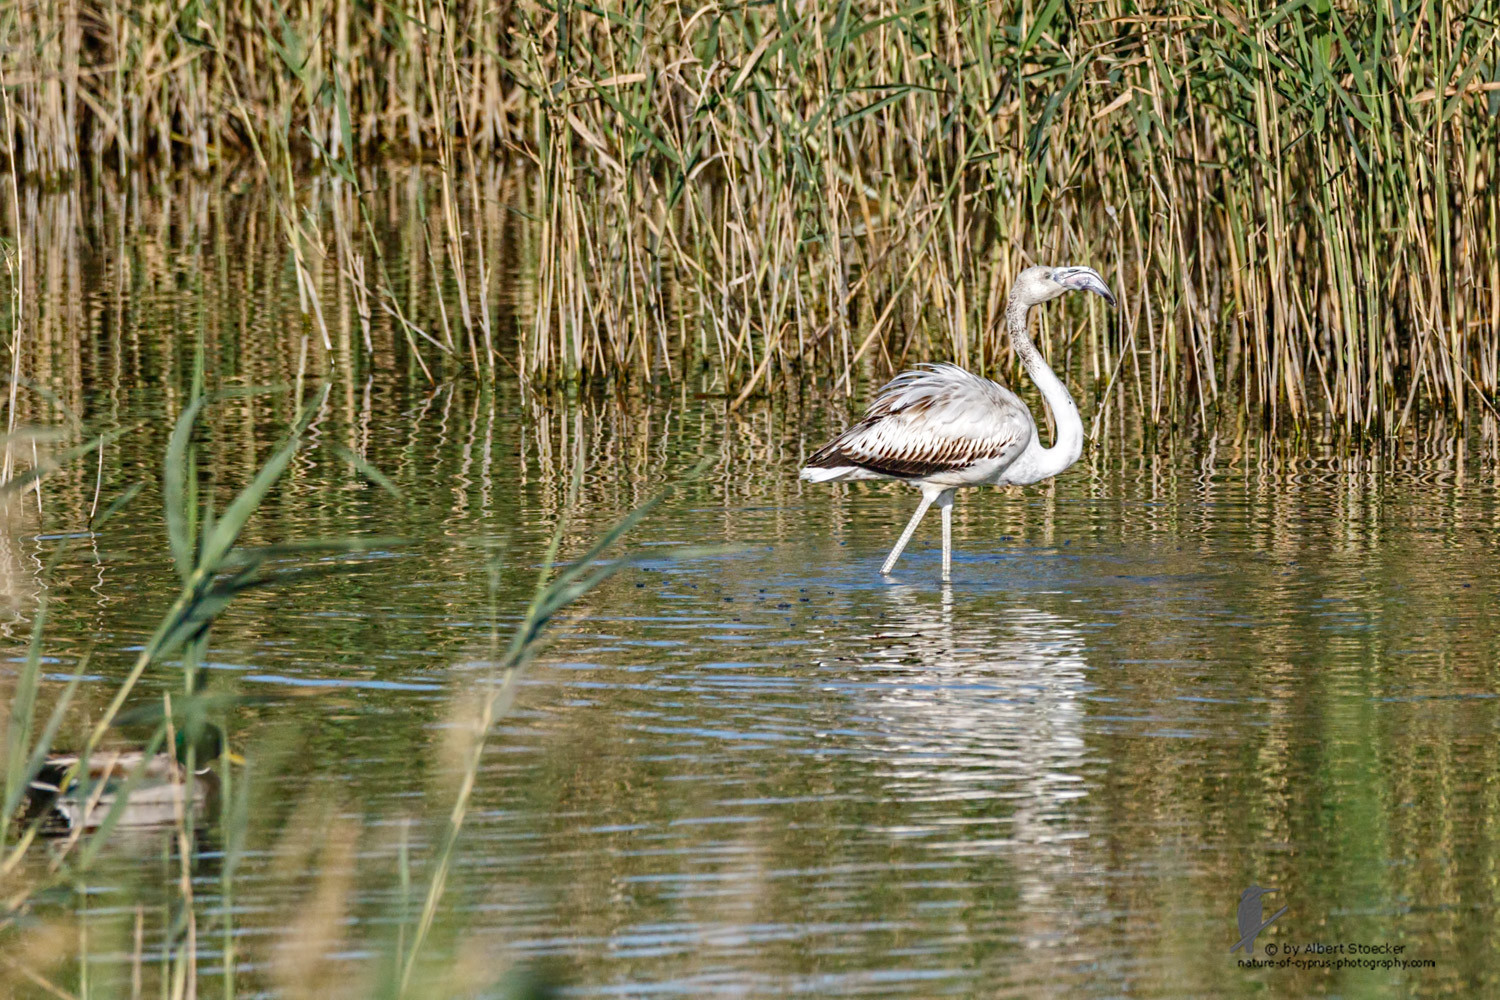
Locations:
4;178;1499;999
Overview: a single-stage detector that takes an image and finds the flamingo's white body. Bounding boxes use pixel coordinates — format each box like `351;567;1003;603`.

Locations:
800;265;1116;580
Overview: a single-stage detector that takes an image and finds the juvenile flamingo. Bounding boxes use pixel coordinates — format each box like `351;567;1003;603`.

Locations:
800;265;1116;580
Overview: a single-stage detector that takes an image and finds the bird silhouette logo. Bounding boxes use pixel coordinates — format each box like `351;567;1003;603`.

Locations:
1230;885;1287;953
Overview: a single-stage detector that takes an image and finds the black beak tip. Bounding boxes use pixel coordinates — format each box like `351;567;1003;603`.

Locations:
1056;266;1116;308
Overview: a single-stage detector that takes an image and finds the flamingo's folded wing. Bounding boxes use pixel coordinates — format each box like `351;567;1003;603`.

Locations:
802;364;1032;480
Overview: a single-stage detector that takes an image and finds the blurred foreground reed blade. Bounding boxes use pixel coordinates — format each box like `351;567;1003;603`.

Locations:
3;382;392;860
1;402;705;997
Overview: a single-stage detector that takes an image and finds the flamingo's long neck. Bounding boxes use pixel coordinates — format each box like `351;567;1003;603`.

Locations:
1006;294;1083;484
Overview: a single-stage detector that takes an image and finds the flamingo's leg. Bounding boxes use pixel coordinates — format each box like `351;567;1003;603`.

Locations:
938;489;955;580
881;491;936;574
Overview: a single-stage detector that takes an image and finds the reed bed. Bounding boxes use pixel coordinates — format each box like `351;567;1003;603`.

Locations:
1;1;1498;440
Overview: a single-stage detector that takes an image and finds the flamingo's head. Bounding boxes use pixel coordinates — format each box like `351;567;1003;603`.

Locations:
1012;264;1116;308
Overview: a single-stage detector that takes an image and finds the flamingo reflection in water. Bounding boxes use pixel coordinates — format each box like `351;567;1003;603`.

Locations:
845;584;1095;924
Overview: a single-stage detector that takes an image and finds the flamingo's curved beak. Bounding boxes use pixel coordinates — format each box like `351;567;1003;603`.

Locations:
1053;266;1116;307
